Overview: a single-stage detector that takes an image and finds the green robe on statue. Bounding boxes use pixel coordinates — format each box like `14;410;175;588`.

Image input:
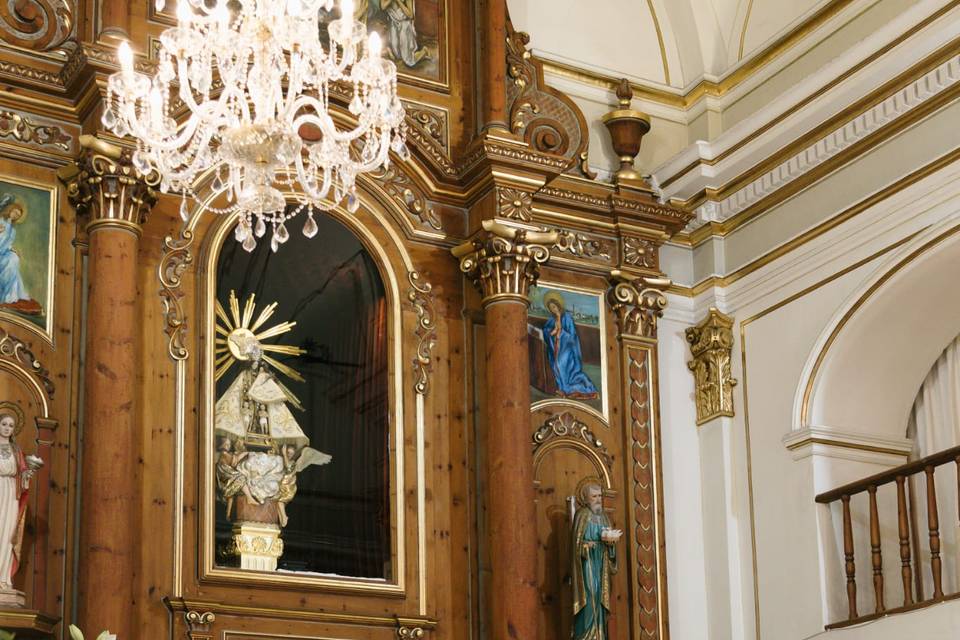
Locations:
572;507;617;640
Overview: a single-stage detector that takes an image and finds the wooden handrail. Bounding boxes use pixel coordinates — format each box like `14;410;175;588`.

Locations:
816;444;960;503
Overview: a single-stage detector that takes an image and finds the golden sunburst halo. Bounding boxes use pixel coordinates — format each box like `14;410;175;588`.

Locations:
214;290;306;383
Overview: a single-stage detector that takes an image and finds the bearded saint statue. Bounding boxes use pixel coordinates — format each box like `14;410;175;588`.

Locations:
571;482;622;640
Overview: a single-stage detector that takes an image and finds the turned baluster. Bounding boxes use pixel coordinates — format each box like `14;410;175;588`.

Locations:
895;476;913;606
924;465;943;599
867;485;884;613
841;494;858;620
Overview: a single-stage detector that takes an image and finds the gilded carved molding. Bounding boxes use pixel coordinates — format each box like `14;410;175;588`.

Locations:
0;327;54;401
625;345;666;638
0;111;71;151
159;230;195;361
685;309;737;425
407;271;437;396
403;102;448;153
60;135;159;235
607;272;669;340
622;236;658;270
554;230;613;262
532;411;613;472
452;220;557;305
368;165;442;231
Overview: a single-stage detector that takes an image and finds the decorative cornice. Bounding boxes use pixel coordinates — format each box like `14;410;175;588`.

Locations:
685;308;737;425
607;271;670;339
783;427;913;463
59;134;159;235
407;271;437;396
452;220;558;305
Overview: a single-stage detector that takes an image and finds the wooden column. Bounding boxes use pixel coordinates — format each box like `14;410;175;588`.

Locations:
454;220;556;640
478;0;508;131
61;135;157;636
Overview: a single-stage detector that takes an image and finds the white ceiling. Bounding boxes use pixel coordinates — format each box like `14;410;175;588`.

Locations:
507;0;831;90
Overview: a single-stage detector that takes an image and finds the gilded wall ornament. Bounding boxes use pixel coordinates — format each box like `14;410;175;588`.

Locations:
497;187;533;222
685;309;737;425
607;271;670;340
397;627;426;639
0;111;71;152
452;220;557;305
407;271;437;396
184;610;215;640
404;103;449;152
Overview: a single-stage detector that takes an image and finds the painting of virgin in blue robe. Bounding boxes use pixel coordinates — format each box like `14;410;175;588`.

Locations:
0;194;40;317
541;291;599;400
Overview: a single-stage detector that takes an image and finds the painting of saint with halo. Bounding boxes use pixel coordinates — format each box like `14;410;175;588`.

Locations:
0;179;54;337
528;284;606;417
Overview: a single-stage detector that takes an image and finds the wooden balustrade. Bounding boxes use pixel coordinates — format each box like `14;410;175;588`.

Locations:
815;444;960;629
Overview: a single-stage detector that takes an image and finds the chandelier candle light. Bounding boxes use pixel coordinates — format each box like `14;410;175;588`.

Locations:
102;0;408;252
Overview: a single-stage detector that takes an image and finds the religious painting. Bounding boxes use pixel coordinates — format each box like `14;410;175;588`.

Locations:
321;0;447;88
212;209;392;581
528;283;608;421
0;178;55;341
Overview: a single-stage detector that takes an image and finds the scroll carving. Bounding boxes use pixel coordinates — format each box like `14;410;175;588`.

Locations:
554;231;613;262
532;411;612;471
0;0;74;52
0;327;54;400
397;627;425;639
158;230;195;361
686;309;737;424
505;24;593;178
404;103;448;152
407;271;437;396
369;166;442;231
0;111;71;151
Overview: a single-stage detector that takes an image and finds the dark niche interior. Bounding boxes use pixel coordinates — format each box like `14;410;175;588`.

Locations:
214;211;391;580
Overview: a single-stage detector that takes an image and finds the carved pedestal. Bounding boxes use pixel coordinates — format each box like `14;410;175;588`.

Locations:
0;588;25;608
233;522;284;572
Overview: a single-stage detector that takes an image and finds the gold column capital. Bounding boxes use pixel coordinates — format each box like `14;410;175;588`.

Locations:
685;308;737;425
452;219;558;306
58;134;160;237
607;269;670;339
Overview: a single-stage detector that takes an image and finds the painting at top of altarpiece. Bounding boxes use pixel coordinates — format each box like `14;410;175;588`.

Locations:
528;284;608;421
333;0;446;86
0;178;54;341
213;210;392;580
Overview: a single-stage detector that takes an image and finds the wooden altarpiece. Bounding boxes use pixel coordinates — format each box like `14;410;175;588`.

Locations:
0;0;691;638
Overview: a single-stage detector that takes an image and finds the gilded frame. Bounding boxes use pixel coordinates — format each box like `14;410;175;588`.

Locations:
197;206;407;595
529;280;610;424
0;174;56;345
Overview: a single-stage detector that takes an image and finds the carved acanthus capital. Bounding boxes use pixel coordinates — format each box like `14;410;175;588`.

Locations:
452;220;558;306
59;134;160;236
607;270;670;339
685;308;737;425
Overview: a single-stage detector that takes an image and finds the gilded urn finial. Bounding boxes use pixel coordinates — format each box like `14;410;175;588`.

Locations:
601;79;651;189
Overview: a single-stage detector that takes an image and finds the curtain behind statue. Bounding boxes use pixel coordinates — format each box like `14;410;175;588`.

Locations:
907;332;960;598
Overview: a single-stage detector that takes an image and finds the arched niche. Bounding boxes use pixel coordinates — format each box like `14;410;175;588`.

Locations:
160;177;435;609
530;406;615;640
799;220;960;441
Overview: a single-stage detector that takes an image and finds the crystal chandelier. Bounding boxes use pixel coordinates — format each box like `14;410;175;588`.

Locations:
102;0;407;252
